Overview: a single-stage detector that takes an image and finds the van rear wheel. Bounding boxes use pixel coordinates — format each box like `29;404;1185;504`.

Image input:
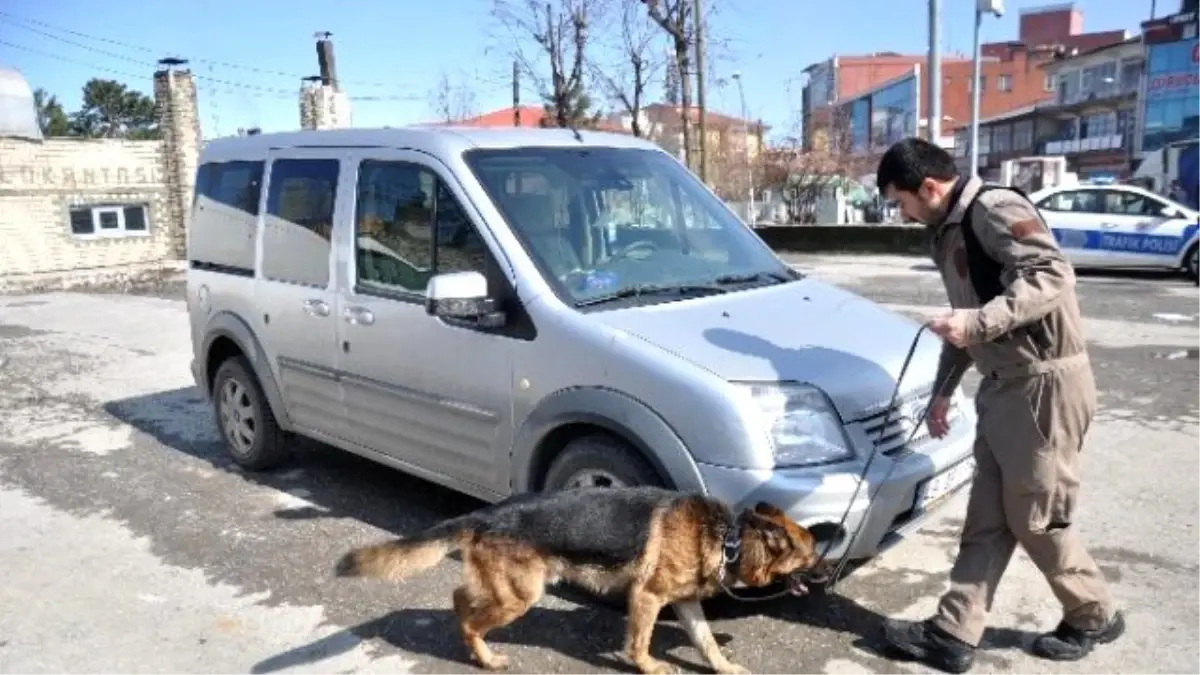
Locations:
211;355;290;470
542;433;664;492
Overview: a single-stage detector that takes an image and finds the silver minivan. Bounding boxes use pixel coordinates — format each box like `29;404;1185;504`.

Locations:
185;126;977;564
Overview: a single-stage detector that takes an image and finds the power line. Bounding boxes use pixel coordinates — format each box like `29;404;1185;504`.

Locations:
0;38;421;102
0;10;419;90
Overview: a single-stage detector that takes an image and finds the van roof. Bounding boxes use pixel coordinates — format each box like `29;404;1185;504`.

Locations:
200;125;665;160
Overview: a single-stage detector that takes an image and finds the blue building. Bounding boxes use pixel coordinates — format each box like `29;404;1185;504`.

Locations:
1138;5;1199;156
837;66;922;160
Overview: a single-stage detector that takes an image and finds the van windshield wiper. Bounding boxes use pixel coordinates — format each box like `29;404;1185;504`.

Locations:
712;271;795;285
574;283;728;308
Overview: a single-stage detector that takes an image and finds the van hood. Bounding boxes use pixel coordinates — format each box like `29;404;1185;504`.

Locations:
593;278;943;421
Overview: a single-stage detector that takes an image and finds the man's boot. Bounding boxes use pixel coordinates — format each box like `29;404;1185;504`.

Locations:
1031;610;1125;661
881;618;976;674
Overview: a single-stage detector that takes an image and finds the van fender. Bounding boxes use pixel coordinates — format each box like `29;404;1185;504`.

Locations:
200;311;293;431
511;386;706;494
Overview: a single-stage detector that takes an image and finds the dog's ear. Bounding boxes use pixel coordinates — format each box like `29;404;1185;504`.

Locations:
745;510;789;552
753;502;786;520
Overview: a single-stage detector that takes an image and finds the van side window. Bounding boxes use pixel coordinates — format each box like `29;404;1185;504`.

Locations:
191;160;264;273
355;160;487;295
261;158;339;288
200;161;264;215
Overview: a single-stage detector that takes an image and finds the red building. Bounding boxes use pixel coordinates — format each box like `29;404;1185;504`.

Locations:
800;2;1129;156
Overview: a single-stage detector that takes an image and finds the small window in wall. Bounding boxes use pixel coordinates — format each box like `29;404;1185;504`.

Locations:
68;204;151;238
1044;73;1055;92
997;74;1013;92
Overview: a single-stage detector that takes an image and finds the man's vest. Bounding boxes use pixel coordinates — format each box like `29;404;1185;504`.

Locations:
956;183;1054;354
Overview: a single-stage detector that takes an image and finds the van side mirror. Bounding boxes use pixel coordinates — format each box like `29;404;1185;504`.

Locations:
425;271;506;328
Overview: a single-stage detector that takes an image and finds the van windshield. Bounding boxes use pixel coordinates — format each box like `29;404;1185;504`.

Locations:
462;146;799;307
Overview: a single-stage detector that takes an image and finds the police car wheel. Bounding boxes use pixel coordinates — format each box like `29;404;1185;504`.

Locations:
1185;244;1198;284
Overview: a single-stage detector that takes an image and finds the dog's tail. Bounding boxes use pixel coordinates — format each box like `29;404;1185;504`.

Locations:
335;516;472;582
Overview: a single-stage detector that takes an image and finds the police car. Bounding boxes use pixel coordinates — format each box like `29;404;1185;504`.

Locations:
1027;182;1200;284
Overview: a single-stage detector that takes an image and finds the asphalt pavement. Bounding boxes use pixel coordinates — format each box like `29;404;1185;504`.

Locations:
0;255;1196;674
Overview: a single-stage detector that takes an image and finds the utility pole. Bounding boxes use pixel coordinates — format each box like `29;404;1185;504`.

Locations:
927;0;942;144
970;0;1005;176
512;60;521;127
969;7;983;176
694;0;708;182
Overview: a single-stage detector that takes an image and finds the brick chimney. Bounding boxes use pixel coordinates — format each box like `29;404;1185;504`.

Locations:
153;58;201;259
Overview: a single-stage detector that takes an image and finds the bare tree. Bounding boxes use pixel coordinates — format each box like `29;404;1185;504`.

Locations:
640;0;693;168
758;113;871;224
589;0;662;137
428;70;480;123
494;0;605;129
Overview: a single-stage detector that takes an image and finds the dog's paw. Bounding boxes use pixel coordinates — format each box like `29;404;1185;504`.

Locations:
478;652;510;671
635;658;676;675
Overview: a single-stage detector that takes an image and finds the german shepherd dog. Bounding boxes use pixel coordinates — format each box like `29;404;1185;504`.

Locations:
335;486;833;674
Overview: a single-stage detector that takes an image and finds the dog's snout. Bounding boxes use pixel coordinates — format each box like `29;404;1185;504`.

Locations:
807;558;835;584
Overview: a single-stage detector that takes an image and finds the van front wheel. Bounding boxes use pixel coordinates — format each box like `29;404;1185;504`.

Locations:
542;434;664;492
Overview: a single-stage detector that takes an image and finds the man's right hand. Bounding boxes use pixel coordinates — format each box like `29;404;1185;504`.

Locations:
927;395;952;439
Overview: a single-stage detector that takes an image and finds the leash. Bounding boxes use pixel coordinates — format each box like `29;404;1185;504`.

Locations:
715;321;960;602
819;322;962;591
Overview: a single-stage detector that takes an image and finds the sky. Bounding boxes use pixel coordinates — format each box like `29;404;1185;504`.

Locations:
0;0;1161;142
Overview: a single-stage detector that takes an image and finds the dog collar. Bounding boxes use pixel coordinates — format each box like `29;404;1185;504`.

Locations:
720;511;745;580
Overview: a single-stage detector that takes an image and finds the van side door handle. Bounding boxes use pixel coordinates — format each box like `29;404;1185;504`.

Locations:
301;299;330;317
343;306;375;326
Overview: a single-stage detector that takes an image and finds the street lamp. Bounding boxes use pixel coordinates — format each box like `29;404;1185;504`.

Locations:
731;71;755;223
970;0;1005;177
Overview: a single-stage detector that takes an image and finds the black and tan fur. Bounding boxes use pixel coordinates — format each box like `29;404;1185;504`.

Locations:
335;486;831;674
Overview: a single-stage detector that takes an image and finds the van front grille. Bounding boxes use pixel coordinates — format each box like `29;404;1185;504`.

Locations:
857;393;960;457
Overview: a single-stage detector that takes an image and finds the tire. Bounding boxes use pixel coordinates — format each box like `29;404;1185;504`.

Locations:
541;433;665;492
211;355;290;470
1184;243;1198;285
540;433;665;611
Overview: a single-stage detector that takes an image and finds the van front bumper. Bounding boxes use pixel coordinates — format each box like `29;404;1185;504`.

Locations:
696;419;976;562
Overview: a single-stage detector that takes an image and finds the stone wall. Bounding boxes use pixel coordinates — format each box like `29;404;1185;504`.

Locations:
0;138;169;276
0;68;200;280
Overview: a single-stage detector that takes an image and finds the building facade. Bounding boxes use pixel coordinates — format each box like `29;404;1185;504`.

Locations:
839;67;922;161
1138;6;1199;157
801;2;1128;158
1037;38;1143;180
800;53;955;153
952;105;1059;180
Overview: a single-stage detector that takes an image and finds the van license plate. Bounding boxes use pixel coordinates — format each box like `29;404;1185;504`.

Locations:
915;458;976;512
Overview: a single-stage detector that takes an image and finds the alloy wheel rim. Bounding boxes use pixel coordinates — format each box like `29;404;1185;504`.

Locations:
219;378;257;455
565;469;626;489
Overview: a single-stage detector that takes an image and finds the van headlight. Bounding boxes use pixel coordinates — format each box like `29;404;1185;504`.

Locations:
734;383;855;467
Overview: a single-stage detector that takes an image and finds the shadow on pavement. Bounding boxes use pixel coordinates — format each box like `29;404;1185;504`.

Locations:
101;387;800;663
248;605;732;674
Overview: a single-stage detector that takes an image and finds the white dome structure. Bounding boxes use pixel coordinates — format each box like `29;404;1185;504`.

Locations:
0;65;43;140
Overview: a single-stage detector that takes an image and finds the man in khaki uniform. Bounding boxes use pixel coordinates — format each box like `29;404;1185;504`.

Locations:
872;138;1124;673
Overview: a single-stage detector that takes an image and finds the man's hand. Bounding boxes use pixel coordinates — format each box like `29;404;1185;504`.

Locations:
929;309;975;348
926;395;952;439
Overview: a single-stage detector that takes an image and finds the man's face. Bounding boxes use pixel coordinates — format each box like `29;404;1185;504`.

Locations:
884;178;948;226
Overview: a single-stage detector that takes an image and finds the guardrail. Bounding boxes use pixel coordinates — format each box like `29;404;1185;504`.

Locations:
752;224;930;256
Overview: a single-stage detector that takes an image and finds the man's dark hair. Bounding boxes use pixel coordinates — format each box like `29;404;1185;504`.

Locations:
875;137;960;194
